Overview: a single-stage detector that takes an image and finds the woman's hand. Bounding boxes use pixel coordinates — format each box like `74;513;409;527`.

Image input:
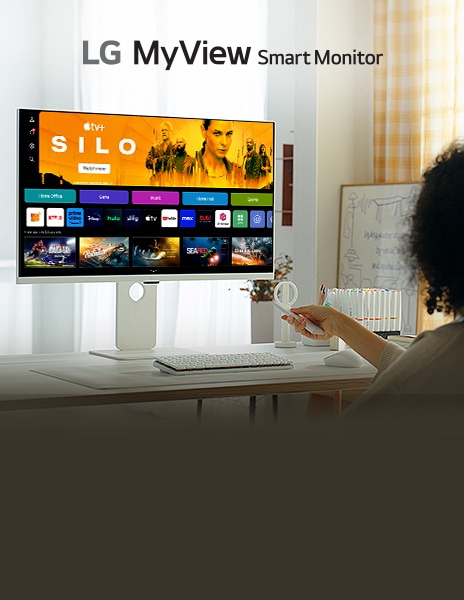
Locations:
283;303;389;368
282;304;339;340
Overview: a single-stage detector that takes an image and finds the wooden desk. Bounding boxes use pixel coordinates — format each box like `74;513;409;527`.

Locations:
0;343;376;412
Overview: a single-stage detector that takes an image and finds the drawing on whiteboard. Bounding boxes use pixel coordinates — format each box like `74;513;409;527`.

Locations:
371;185;417;223
338;183;421;334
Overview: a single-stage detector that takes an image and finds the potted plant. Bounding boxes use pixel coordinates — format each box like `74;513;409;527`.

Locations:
241;253;293;342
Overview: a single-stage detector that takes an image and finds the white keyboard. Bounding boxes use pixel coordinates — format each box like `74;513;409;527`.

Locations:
153;352;295;375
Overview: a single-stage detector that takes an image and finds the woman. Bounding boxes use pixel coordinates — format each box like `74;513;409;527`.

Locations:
258;143;272;188
284;141;464;412
196;119;242;187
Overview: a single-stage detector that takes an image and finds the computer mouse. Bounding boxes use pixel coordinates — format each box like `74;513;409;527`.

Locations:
323;349;363;368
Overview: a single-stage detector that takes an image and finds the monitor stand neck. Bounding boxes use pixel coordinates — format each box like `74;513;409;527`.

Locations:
90;281;159;360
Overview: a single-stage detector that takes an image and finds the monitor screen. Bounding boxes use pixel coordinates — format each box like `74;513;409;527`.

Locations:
16;109;275;284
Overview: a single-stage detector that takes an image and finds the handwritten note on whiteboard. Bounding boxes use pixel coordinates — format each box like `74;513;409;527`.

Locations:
338;183;421;334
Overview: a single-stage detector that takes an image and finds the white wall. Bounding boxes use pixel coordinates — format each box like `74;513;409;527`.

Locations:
316;0;374;289
268;0;373;318
266;0;318;335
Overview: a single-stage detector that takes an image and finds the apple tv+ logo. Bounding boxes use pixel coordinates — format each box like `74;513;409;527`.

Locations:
83;122;105;132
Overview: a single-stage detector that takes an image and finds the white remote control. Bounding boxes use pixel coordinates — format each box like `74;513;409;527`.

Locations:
273;301;325;336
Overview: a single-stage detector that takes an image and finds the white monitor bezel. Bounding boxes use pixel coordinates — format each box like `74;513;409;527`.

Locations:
16;108;276;285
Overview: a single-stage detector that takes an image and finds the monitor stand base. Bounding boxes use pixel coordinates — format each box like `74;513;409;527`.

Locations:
89;348;160;361
89;281;159;360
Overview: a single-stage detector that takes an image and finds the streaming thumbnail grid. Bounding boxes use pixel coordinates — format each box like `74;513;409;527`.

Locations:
22;235;273;269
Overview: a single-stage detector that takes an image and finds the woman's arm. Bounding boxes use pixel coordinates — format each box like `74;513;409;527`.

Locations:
284;304;389;369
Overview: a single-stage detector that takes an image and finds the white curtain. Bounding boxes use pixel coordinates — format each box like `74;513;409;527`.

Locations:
0;262;34;354
74;0;269;349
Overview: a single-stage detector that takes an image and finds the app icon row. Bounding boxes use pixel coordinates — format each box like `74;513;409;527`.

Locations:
25;207;273;229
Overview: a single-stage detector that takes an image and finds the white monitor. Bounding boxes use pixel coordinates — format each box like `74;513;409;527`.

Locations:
17;109;275;358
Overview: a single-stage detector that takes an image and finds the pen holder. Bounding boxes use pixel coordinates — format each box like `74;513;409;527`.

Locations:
323;287;402;335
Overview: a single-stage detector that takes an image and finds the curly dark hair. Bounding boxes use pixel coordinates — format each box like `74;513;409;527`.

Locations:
405;140;464;315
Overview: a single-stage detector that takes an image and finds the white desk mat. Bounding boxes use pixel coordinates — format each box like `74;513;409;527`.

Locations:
30;356;374;390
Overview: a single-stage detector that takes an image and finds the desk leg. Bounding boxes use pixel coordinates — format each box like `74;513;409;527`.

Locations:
307;390;363;418
307;391;343;418
196;399;203;423
333;391;342;416
249;396;256;425
249;395;278;425
272;394;278;422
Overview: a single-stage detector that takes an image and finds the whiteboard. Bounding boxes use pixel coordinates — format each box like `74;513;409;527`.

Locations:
337;182;421;335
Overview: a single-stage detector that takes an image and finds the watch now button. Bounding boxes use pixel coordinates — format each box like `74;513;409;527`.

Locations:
78;163;111;174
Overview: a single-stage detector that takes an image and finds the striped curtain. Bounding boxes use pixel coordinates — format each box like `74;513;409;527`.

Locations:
374;0;464;183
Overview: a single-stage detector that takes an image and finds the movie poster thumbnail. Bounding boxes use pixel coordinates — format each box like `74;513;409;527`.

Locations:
24;236;76;268
231;237;273;266
79;237;130;268
132;237;180;267
38;112;274;191
182;237;230;267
